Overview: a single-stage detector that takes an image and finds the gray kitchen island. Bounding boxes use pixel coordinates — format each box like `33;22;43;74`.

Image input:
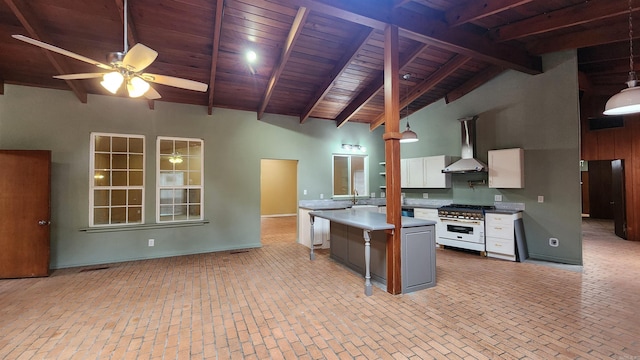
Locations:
309;209;436;296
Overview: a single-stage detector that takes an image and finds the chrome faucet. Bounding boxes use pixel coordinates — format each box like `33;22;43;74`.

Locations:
352;189;358;205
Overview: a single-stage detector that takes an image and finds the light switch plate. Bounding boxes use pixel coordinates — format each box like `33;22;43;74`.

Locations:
494;194;502;202
320;193;324;199
370;192;375;198
538;195;544;203
422;193;428;199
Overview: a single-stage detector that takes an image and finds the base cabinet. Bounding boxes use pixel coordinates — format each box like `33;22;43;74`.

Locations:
298;208;330;249
329;223;436;293
485;212;522;261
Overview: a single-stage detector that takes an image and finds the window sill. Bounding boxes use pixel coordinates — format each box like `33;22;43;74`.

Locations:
80;220;210;233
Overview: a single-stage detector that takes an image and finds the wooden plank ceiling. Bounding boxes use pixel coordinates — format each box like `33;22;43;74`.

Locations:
0;0;634;127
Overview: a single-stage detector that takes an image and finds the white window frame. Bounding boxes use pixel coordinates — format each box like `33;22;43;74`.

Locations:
156;136;204;223
89;132;145;227
332;154;369;198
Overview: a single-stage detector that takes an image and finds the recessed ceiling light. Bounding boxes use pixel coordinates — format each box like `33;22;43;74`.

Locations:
246;50;257;63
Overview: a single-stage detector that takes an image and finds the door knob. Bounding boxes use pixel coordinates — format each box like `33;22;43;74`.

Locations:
38;220;50;225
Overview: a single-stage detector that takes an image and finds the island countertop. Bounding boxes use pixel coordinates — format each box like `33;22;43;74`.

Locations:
309;209;435;231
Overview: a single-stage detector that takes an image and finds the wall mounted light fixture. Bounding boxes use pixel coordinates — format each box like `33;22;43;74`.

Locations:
341;144;367;152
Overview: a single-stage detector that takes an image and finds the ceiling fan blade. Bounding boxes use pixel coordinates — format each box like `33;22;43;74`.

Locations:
12;35;112;70
145;86;161;100
141;73;208;92
122;43;158;72
53;73;106;80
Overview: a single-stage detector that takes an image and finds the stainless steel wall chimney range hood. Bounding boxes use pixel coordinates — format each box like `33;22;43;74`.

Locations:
442;116;488;174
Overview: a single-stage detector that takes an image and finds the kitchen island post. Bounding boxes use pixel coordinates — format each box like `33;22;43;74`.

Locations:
309;209;436;296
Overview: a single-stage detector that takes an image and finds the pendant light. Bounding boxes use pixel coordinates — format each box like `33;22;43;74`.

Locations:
400;73;419;143
604;0;640;115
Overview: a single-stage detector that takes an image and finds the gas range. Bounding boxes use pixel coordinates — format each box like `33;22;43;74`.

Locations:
437;204;495;221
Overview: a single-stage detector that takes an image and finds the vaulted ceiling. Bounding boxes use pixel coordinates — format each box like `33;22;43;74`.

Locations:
0;0;634;129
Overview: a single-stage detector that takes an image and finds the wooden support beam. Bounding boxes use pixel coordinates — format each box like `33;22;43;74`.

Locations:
300;27;374;124
370;54;470;130
446;0;533;27
257;7;309;120
335;43;428;127
5;0;88;103
491;1;640;42
527;23;630;55
292;0;541;74
445;65;504;104
0;78;4;95
207;0;225;116
383;24;402;296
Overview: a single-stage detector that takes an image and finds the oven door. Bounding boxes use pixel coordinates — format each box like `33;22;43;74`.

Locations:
437;218;484;244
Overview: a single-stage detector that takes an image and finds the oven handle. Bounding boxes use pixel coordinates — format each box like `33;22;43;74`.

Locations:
438;218;483;226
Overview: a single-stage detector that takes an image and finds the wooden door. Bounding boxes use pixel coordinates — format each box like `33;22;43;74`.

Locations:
611;159;627;239
0;150;51;278
588;160;613;219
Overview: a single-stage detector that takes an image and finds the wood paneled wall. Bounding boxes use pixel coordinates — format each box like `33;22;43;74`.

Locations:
581;94;639;241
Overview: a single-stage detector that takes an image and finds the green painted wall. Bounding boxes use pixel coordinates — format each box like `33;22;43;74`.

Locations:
0;85;384;268
0;50;581;267
400;50;582;264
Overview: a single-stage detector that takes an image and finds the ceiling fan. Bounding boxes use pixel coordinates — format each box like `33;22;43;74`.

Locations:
12;0;207;100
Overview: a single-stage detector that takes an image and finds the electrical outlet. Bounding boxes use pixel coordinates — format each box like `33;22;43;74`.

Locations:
148;239;155;247
320;193;324;199
370;192;375;198
422;193;428;199
538;195;544;203
495;194;502;202
303;189;307;195
549;238;559;247
380;192;385;198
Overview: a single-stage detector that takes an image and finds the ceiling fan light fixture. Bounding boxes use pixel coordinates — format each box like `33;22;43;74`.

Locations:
127;76;150;98
101;72;124;94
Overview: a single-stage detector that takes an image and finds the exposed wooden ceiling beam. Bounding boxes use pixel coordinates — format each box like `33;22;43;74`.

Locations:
393;0;412;9
527;22;630;55
445;65;504;104
5;0;88;103
257;6;309;120
370;54;470;130
292;0;541;75
207;0;225;116
335;42;429;127
299;27;375;124
446;0;534;27
491;2;640;42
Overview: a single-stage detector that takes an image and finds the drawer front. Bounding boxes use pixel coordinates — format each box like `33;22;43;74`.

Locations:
486;236;515;255
486;223;513;239
414;208;439;221
485;213;513;226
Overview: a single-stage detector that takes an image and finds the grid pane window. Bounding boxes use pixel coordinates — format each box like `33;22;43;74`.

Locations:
157;137;203;222
90;133;145;227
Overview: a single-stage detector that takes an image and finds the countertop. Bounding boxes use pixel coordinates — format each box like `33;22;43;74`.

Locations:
309;209;435;230
486;209;524;215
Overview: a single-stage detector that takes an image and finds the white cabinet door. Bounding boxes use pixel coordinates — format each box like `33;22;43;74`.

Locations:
298;208;331;249
424;155;452;188
406;158;425;187
488;148;524;188
400;159;408;188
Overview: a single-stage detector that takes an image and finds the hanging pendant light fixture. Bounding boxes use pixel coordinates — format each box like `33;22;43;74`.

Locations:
400;73;419;143
604;0;640;115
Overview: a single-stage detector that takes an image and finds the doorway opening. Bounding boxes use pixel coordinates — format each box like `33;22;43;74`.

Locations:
260;159;298;244
581;159;627;239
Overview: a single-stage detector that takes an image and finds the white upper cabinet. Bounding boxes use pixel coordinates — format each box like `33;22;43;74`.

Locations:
400;155;452;188
424;155;452;188
406;158;425;187
488;148;524;188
